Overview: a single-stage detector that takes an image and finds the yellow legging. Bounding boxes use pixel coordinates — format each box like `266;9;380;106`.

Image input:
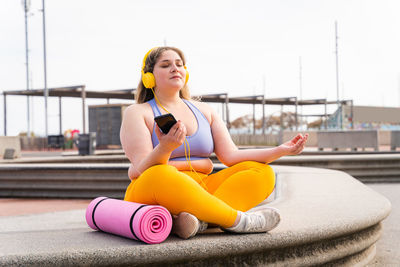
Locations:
124;161;275;228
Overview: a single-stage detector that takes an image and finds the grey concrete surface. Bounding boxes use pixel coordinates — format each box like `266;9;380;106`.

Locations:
274;153;400;183
0;166;391;266
391;131;400;150
1;153;400;199
367;183;400;267
317;130;379;151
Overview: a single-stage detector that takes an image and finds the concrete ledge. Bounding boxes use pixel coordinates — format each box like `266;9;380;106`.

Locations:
0;223;381;266
391;131;400;150
0;166;391;266
0;163;129;198
1;153;400;199
317;130;379;151
0;154;129;164
274;154;400;183
0;136;21;159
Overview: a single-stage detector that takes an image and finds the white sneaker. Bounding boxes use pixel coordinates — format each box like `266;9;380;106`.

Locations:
172;212;208;239
224;208;280;233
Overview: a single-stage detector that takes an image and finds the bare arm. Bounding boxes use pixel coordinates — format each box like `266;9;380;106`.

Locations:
210;106;308;166
120;104;187;179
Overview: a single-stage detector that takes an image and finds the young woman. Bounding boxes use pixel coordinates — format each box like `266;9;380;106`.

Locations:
120;47;308;239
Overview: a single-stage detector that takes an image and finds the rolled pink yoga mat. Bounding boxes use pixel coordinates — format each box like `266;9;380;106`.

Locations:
86;197;172;244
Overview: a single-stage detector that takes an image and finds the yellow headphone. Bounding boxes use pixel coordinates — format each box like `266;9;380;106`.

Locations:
141;47;189;89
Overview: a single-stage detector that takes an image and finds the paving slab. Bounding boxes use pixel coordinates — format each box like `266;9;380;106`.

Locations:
367;183;400;267
0;199;91;216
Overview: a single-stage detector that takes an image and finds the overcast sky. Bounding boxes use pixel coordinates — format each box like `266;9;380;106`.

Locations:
1;0;400;136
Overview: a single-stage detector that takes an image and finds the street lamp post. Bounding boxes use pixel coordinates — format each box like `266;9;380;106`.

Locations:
22;0;31;138
42;0;49;137
299;56;303;130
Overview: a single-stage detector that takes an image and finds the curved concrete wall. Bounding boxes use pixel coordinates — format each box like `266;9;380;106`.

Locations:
0;165;391;266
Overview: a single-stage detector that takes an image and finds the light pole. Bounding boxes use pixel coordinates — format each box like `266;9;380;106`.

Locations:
299;56;303;130
42;0;49;137
22;0;31;138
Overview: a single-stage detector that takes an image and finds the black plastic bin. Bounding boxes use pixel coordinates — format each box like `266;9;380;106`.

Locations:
75;132;96;155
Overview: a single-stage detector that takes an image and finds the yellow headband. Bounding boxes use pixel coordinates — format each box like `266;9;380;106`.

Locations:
141;47;189;89
141;47;158;74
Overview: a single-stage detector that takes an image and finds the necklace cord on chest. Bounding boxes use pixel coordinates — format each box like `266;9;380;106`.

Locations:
150;88;208;190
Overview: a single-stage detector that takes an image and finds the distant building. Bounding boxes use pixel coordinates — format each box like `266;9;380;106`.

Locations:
88;104;130;148
328;105;400;130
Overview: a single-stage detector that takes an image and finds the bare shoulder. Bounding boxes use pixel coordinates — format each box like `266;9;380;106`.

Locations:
123;102;154;128
124;102;151;115
123;102;154;119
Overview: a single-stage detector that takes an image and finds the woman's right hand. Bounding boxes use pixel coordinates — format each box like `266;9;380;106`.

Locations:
155;120;187;152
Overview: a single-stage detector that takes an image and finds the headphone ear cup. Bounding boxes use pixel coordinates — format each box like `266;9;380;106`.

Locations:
184;69;189;85
142;72;156;89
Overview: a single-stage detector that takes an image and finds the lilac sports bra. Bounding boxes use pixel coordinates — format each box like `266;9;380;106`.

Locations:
148;98;214;161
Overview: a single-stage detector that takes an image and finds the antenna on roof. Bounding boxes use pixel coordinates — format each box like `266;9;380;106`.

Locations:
335;20;342;129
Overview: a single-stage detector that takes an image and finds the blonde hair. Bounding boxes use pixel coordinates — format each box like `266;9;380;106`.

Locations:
135;47;191;104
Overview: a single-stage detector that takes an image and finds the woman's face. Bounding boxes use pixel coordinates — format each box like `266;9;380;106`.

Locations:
152;50;186;92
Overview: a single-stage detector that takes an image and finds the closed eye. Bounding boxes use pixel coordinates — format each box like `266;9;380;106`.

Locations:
160;63;184;68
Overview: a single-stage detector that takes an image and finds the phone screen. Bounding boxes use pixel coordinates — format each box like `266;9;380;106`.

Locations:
154;113;177;134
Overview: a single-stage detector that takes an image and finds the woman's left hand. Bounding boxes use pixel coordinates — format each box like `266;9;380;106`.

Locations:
279;133;309;156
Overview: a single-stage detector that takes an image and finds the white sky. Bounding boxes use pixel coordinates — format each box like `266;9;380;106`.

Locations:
1;0;400;136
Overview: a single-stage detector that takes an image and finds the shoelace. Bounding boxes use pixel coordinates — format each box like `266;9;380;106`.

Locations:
245;213;265;231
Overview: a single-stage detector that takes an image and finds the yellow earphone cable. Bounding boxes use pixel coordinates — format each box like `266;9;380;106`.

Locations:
150;88;208;190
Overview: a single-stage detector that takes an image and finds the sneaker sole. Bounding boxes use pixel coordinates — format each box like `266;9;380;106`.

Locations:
222;208;281;233
260;208;281;232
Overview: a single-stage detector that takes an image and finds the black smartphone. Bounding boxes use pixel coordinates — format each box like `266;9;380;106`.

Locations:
154;113;177;134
